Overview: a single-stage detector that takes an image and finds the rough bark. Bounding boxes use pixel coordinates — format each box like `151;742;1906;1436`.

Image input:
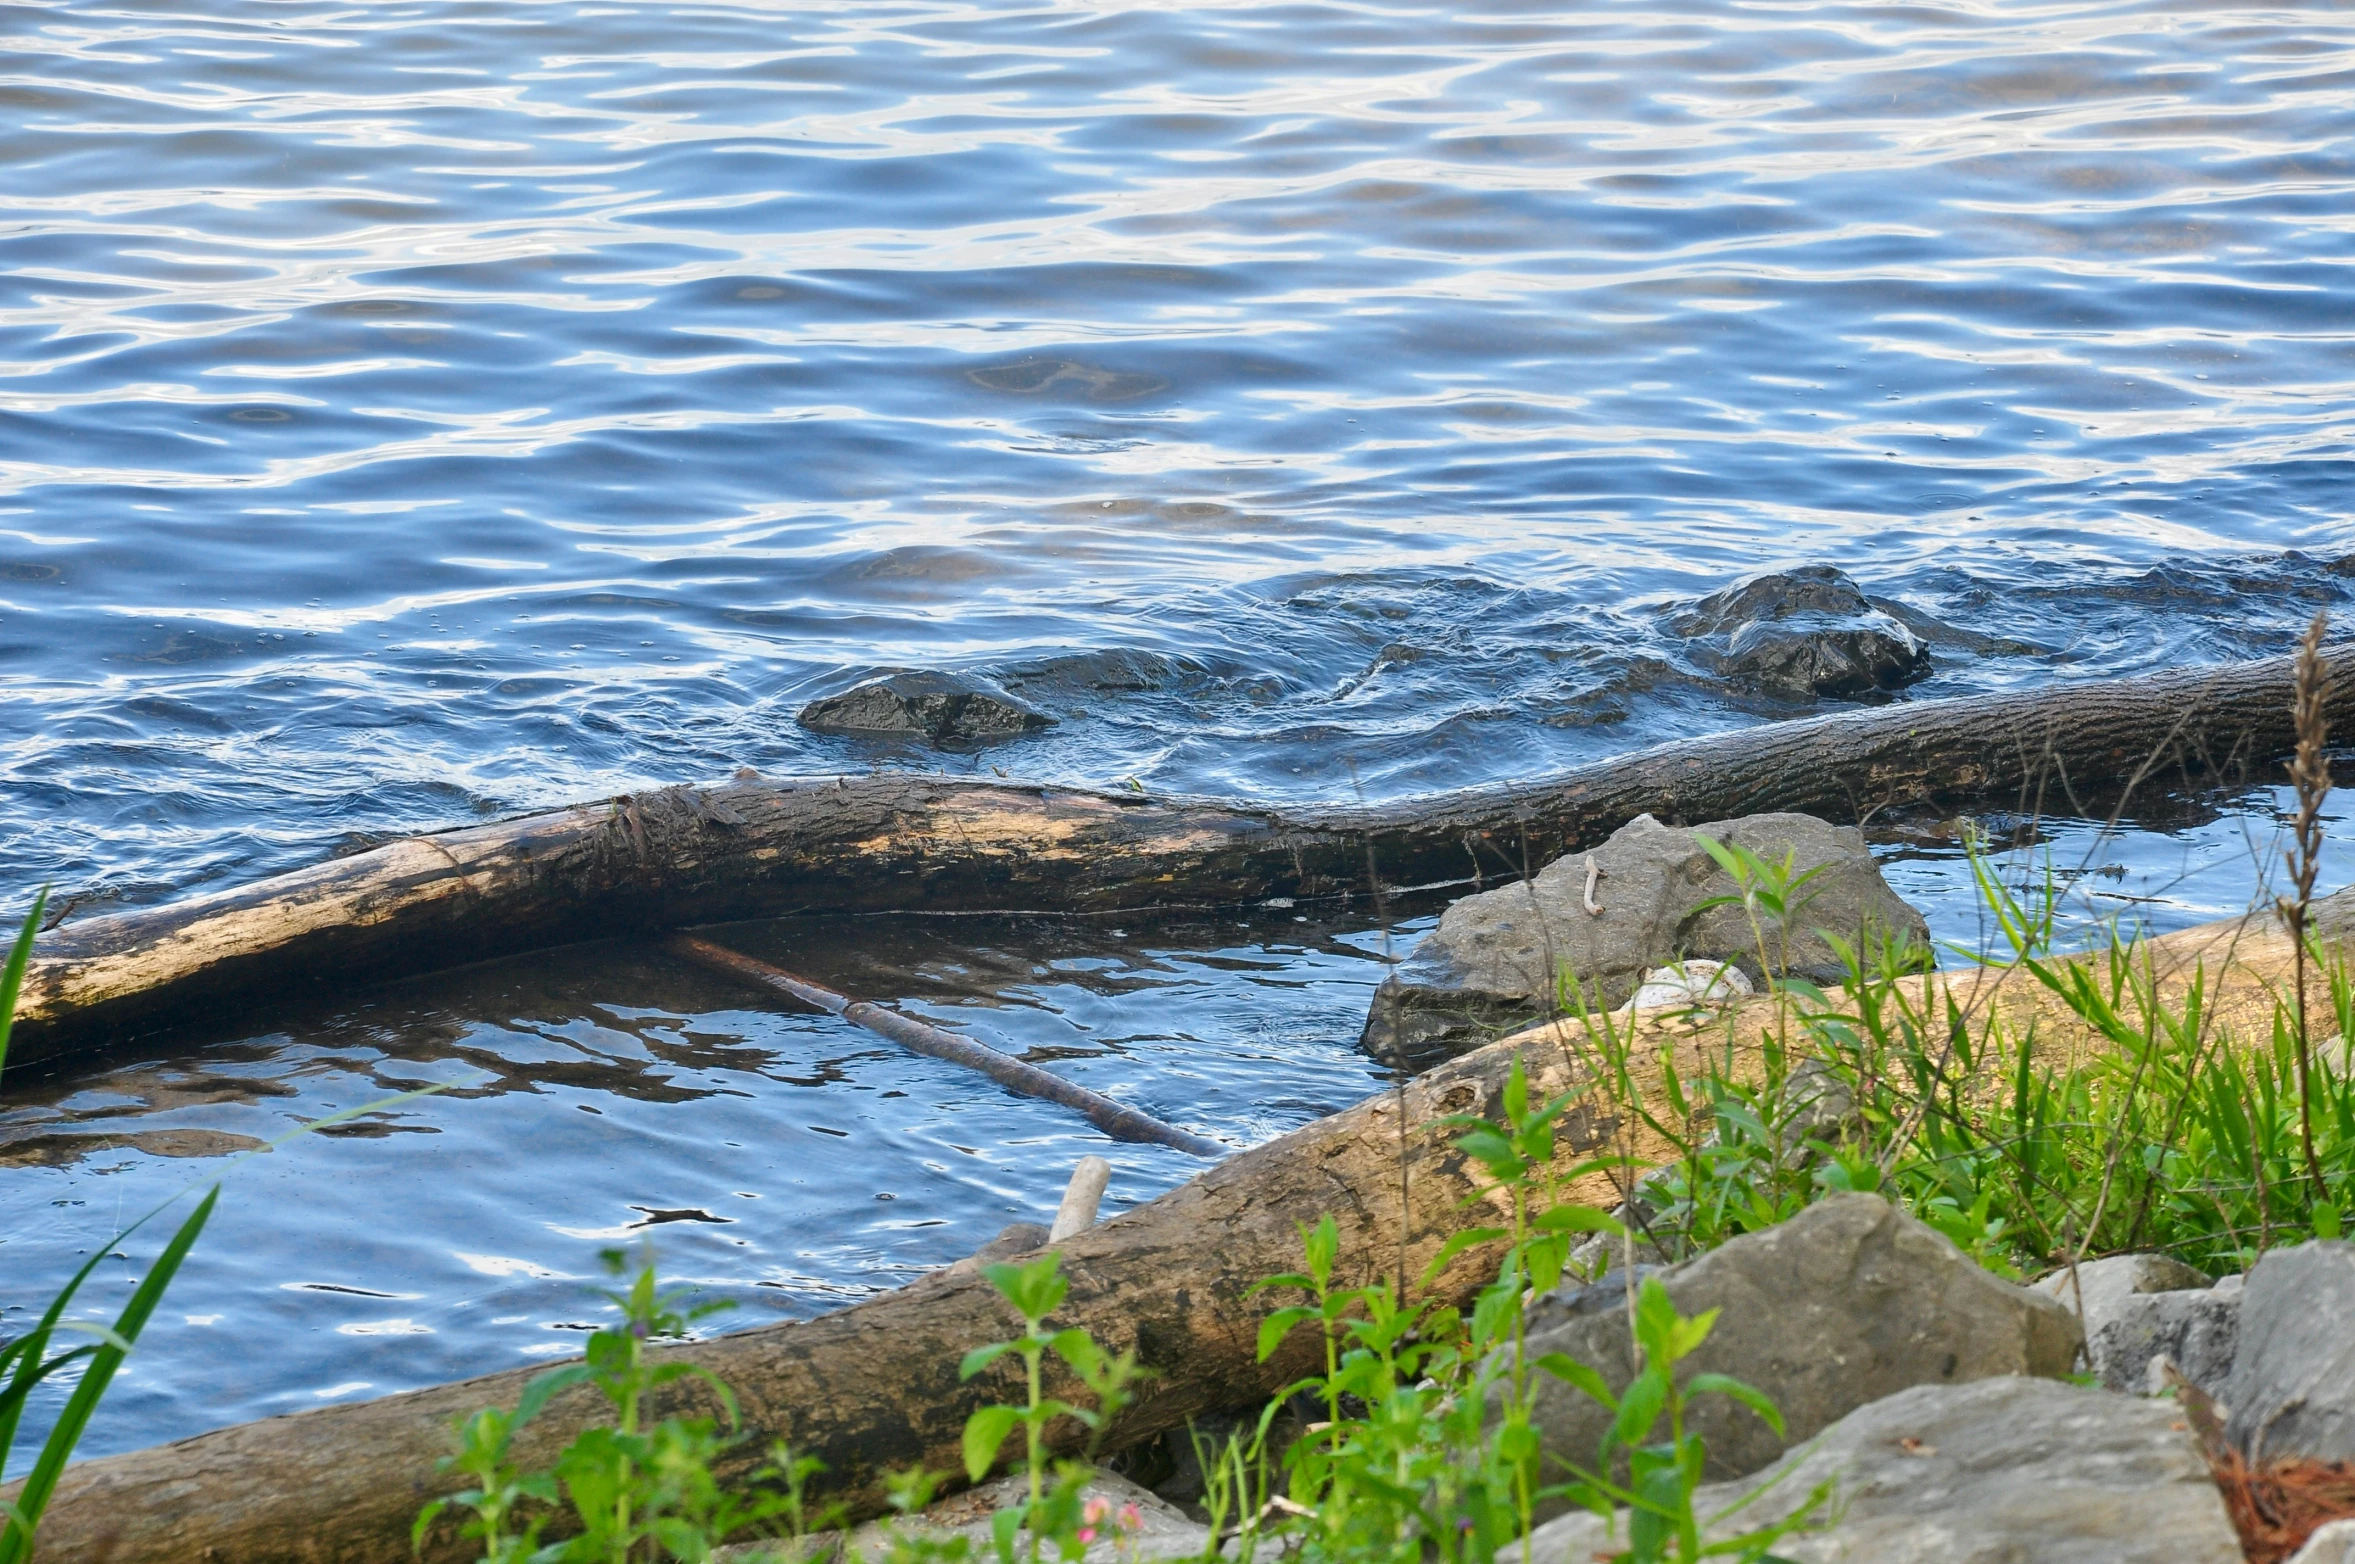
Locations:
13;650;2342;1070
15;1037;1593;1564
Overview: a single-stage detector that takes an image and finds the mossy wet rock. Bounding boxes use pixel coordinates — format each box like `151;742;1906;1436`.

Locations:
798;672;1054;744
1526;1377;2242;1564
1361;810;1928;1064
1668;565;1932;701
1517;1195;2081;1500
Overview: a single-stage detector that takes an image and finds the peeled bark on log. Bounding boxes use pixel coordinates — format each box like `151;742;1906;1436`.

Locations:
14;652;2344;1073
21;895;2349;1564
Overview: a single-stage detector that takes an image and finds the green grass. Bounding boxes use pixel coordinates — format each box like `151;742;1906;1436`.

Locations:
413;831;2353;1563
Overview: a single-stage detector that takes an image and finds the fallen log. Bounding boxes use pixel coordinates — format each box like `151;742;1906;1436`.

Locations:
16;1025;1575;1564
669;934;1227;1157
14;651;2345;1073
19;895;2347;1564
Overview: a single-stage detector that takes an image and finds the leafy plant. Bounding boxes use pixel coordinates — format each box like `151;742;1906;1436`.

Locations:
1539;1278;1824;1563
959;1251;1142;1564
417;1252;822;1563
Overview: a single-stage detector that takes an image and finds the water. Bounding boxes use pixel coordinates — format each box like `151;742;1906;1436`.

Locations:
4;0;2355;1463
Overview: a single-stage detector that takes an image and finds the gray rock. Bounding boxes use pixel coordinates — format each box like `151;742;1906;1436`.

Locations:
798;672;1053;744
2029;1254;2237;1394
2225;1239;2355;1462
1518;1194;2081;1496
1362;811;1929;1063
2032;1253;2213;1327
2104;1287;2241;1399
1525;1377;2242;1564
2291;1519;2355;1564
858;1473;1206;1564
1667;566;1932;701
717;1472;1210;1564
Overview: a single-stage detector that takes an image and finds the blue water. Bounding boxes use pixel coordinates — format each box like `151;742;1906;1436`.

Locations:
4;0;2355;1465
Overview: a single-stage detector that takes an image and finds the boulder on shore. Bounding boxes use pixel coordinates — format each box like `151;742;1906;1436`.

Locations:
2225;1239;2355;1463
1666;565;1932;702
798;672;1054;744
1524;1377;2243;1564
2031;1253;2238;1396
1361;810;1928;1064
1516;1194;2081;1499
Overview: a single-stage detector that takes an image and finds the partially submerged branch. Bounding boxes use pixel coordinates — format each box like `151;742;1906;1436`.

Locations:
16;650;2346;1072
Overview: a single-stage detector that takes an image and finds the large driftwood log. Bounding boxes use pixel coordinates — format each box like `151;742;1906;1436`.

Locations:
15;652;2345;1072
19;898;2344;1564
17;1034;1582;1564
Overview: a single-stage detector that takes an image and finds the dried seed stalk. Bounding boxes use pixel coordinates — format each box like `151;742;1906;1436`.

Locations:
2280;610;2332;1195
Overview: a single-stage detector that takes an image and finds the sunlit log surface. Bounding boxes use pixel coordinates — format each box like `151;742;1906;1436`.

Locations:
16;652;2342;1074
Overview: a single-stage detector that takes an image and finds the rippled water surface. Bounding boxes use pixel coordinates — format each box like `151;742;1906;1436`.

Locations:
5;0;2355;1464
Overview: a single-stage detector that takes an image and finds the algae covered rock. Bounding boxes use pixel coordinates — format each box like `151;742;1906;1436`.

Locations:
1667;564;1931;701
798;671;1054;744
1361;810;1927;1064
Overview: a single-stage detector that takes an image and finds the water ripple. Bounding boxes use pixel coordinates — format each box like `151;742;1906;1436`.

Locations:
2;0;2353;909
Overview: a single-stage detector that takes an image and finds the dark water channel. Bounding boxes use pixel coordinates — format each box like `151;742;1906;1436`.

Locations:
3;0;2355;1466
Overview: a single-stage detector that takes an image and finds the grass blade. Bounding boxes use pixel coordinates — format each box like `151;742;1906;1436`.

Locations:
0;1186;217;1564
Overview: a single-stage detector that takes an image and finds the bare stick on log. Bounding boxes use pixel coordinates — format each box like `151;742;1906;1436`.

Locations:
13;650;2348;1070
670;935;1224;1158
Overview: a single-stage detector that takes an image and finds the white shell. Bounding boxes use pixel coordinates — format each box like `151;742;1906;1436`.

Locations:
1618;958;1753;1013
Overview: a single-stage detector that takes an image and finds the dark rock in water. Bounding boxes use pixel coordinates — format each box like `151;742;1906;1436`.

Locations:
798;672;1053;744
1668;564;1931;700
1361;810;1929;1065
1517;1195;2082;1495
996;647;1207;695
2223;1239;2355;1462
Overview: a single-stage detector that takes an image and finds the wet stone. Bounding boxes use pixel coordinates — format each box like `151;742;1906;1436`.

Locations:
1361;810;1929;1065
797;671;1055;744
1667;564;1931;701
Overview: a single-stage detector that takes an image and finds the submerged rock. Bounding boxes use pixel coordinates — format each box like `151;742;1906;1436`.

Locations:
1516;1195;2082;1496
1525;1377;2242;1564
1361;810;1928;1064
798;671;1054;744
1668;564;1931;700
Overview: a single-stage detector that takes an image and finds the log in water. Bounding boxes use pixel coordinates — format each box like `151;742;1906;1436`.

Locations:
15;899;2331;1564
13;650;2344;1072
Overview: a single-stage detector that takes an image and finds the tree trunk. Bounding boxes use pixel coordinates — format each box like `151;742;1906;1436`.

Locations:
14;652;2339;1072
16;898;2334;1564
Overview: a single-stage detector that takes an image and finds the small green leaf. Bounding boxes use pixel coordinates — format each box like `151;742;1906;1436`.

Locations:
1255;1306;1318;1363
1419;1226;1509;1285
1683;1372;1786;1438
1535;1352;1615;1410
961;1404;1021;1482
959;1341;1019;1381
